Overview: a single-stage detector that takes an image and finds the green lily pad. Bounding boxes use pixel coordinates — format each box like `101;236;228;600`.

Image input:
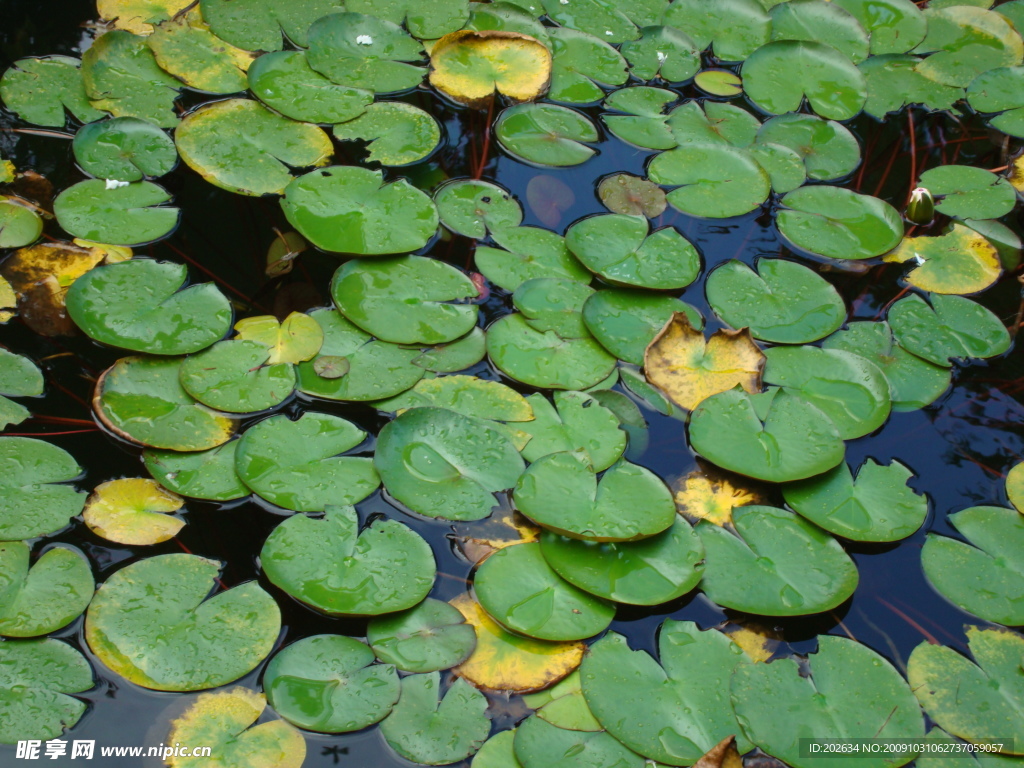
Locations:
742;40;867;120
621;25;700;82
519;390;626;471
706;259;845;344
413;328;487;373
513;715;644;768
690;388;846;482
143;441;249;501
263;634;399;733
921;506;1024;626
783;459;927;542
474;542;615;641
541;0;638;42
755;114;860;181
179;340;295;413
859;54;964;118
66;259;231;355
375;406;525;520
565;214;700;289
296;308;425;401
695;69;744;96
374;374;533;423
822;321;951;411
914;6;1024;88
732;635;924;768
513;277;593;339
0;639;92;744
666;101;761;147
235;412;378;511
762;346;891;439
261;505;435;615
380;673;490;765
908;627;1024;753
346;0;470;40
95;356;236;450
580;620;753;765
474;730;522;768
0;542;93;637
832;0;927;54
747;142;808;194
306;13;426;93
602;86;678;150
0;437;85;540
769;0;870;63
175;98;332;197
514;452;675;541
918;165;1017;220
332;256;476;345
466;1;548;37
777;185;903;260
82;31;181;127
0;199;43;249
583;289;700;366
247;50;372;124
597;173;667;217
888;293;1011;367
647;143;771;218
147;12;256;94
967;65;1024;138
496;104;599;167
85;553;279;691
333;102;440;166
475;226;591;292
698;505;858;615
54;180;179;245
282;166;439;254
367;598;476;673
488;314;617;390
539;516;703;605
72;117;177;182
435;179;523;239
662;0;771;61
0;348;43;429
199;0;343;50
547;27;628;104
0;56;106;127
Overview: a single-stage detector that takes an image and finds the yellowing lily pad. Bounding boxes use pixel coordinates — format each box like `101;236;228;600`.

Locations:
430;30;552;106
83;477;184;545
884;223;1002;295
97;0;194;35
233;312;323;364
1008;461;1024;513
673;464;767;526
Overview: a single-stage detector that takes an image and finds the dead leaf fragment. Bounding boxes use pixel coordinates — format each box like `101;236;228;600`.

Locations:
693;736;744;768
454;508;541;564
722;620;782;663
674;463;766;526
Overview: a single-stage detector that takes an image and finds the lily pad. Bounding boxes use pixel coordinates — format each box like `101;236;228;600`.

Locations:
54;180;179;245
518;390;626;471
666;101;761;148
755;114;860;181
475;226;591;291
783;459;927;542
180;340;295;413
513;715;644;768
67;259;230;355
602;86;678;150
429;30;552;106
585;290;700;366
967;65;1024;138
97;0;194;35
698;505;858;615
95;356;235;451
375;406;525;520
82;31;181;127
622;25;701;83
165;687;306;768
644;313;764;411
85;553;279;691
200;0;345;51
732;635;924;768
0;56;106;127
0;437;85;540
0;639;92;744
597;173;666;218
918;165;1017;220
474;542;615;641
823;321;951;411
565;214;700;289
742;40;867;120
647;144;770;218
367;598;477;673
540;516;704;605
380;673;490;765
547;27;628;104
496;104;598;167
512;277;592;339
0;348;43;429
706;259;846;344
333;102;441;166
143;441;249;501
234;312;323;365
374;375;532;423
884;224;1002;295
0;199;43;249
72;117;177;182
907;627;1024;752
282;166;439;254
858;54;964;118
913;6;1024;88
769;0;870;64
175;98;332;197
0;542;93;637
695;69;744;96
83;477;185;545
262;634;400;733
413;328;487;373
247;50;372;124
689;388;846;482
435;179;523;238
147;11;256;94
777;186;903;260
921;506;1024;626
580;621;753;765
514;452;675;541
662;0;771;61
888;293;1011;367
832;0;927;55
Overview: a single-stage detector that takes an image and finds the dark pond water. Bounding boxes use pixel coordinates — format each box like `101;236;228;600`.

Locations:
2;1;1023;766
